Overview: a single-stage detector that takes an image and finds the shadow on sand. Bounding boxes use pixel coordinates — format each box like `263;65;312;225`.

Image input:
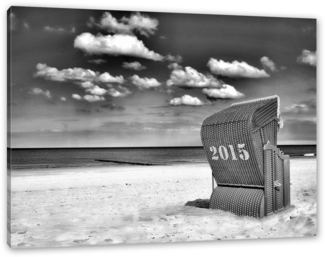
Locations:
185;199;210;209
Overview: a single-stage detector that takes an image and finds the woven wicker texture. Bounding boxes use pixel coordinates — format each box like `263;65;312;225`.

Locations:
210;187;264;218
201;95;290;218
264;147;287;214
201;96;278;186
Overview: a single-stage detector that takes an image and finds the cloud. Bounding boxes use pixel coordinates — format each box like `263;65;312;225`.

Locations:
165;54;183;63
89;12;158;37
83;95;105;102
88;59;107;64
30;88;51;98
100;103;125;111
23;21;30;30
122;61;146;70
131;75;161;89
107;86;132;97
44;26;75;33
260;56;277;72
167;66;223;88
202;85;244;99
35;63;98;82
80;81;95;88
74;33;164;61
167;63;183;70
98;72;125;84
9;13;29;31
278;119;316;143
297;50;316;67
9;13;18;30
72;94;82;100
86;85;107;96
283;98;316;114
207;58;269;78
60;97;66;101
169;95;204;106
35;63;124;84
35;64;130;101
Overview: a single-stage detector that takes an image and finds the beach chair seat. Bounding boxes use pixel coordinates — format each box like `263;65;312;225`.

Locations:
201;95;290;218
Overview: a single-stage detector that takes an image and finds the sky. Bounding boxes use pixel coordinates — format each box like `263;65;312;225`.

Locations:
7;6;317;148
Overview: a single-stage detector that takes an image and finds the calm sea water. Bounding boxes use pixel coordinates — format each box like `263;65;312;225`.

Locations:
8;145;316;170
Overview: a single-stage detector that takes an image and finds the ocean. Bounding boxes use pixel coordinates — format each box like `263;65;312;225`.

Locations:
8;145;316;170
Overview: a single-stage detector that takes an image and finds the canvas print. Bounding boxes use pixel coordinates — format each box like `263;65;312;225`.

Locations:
7;6;317;248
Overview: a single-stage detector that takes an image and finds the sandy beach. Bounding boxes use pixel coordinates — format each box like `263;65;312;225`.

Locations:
8;157;317;248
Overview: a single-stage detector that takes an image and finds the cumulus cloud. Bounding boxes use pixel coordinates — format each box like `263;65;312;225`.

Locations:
34;63;98;82
98;72;125;84
86;85;107;95
260;56;277;72
167;62;183;70
84;95;105;102
74;33;164;61
89;12;158;37
122;61;146;70
72;94;82;100
30;88;51;98
297;50;316;67
165;54;183;63
207;58;270;78
34;63;124;84
80;81;95;88
169;95;204;106
202;85;244;99
107;86;132;97
167;66;223;88
34;64;132;101
131;75;161;89
88;59;107;64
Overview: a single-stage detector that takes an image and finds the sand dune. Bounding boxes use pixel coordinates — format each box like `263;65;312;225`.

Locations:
8;158;317;248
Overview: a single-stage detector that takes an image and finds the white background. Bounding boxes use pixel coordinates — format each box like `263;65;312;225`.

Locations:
1;0;322;256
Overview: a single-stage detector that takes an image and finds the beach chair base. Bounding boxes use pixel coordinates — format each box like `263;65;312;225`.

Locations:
209;142;290;218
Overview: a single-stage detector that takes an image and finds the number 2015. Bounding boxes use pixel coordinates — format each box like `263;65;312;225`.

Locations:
209;144;250;161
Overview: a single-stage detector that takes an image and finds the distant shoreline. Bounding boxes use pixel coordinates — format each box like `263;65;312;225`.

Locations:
7;146;316;170
7;144;317;150
8;156;316;170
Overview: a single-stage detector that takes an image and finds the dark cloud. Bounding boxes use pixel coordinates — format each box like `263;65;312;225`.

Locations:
75;108;91;114
279;119;316;142
307;87;316;93
100;103;125;111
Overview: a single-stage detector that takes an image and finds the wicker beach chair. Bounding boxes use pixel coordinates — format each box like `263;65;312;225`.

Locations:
201;95;290;218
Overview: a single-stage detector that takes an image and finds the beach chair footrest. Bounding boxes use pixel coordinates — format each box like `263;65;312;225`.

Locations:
210;186;265;218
